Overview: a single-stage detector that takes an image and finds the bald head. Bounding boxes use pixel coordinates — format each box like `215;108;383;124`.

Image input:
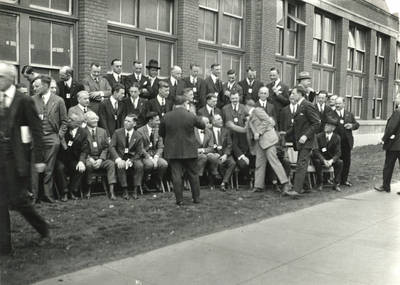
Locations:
0;62;17;92
171;65;182;80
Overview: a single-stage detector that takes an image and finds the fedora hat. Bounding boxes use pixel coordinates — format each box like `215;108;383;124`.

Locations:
297;71;312;81
325;116;338;126
146;59;161;70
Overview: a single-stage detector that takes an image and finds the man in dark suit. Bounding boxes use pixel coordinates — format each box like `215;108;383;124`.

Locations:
98;83;125;137
104;58;125;89
278;93;297;140
168;65;185;103
85;111;117;200
182;63;207;108
121;82;147;128
286;85;321;195
255;87;277;124
220;69;243;107
331;96;359;186
312;117;343;192
211;114;236;191
297;71;316;103
31;75;68;203
57;66;84;110
204;63;224;105
0;63;49;256
375;95;400;193
197;93;222;121
146;80;173;119
124;60;151;99
110;113;145;200
267;67;290;116
145;59;161;100
159;95;206;205
239;67;264;102
315;90;334;132
56;112;89;202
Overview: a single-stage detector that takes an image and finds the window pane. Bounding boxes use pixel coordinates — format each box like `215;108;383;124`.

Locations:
205;0;218;10
276;0;284;26
312;69;321;91
288;30;297;57
285;63;297;86
140;0;157;30
348;28;355;48
347;49;354;70
356;51;364;72
31;0;49;7
34;67;59;80
288;3;296;16
145;39;159;69
222;53;240;81
396;45;400;62
314;13;322;38
324;17;335;42
231;17;241;46
0;13;17;62
354;98;361;117
313;39;321;63
224;0;241;16
323;42;334;66
108;0;120;22
199;48;218;77
52;23;71;66
108;33;121;71
31;19;51;65
346;75;352;95
121;0;135;25
51;0;70;12
322;70;334;93
198;9;205;40
276;61;283;78
355;29;365;50
122;35;138;72
276;28;283;55
159;42;172;77
204;10;216;41
221;15;230;44
158;0;171;32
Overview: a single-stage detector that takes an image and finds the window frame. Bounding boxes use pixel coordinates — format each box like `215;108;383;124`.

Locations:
347;25;366;73
373;34;386;119
221;0;243;48
198;4;218;44
142;0;174;35
30;0;73;16
107;0;138;28
345;72;363;119
0;12;19;65
107;31;139;75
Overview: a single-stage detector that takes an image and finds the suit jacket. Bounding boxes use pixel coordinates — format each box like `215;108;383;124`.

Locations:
98;98;124;137
60;127;89;163
124;74;152;99
168;77;185;103
220;81;244;107
82;75;112;113
57;79;84;110
331;109;359;150
121;97;147;127
137;125;164;157
6;89;44;176
146;97;173;118
204;76;224;104
159;107;206;159
287;99;321;150
278;104;296;133
266;81;290;116
32;93;68;138
182;76;207;108
248;107;278;150
313;132;341;162
104;73;126;89
67;104;91;118
255;100;277;125
315;104;334;132
110;128;145;160
382;108;400;151
211;127;232;156
194;128;214;153
222;103;248;127
86;127;110;161
197;105;222;121
239;79;264;102
146;76;160;100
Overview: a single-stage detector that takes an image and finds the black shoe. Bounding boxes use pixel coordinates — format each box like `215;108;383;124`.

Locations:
342;181;352;187
251;187;264;193
315;184;323;191
176;201;184;206
193;199;200;204
333;185;341;192
220;182;228;192
374;185;390;193
60;194;68;202
44;197;56;203
70;192;79;200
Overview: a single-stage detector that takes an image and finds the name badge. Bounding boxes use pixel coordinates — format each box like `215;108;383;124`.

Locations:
339;119;344;124
233;117;239;124
39;114;44;120
124;148;129;154
248;88;253;94
322;147;327;153
66;93;71;99
92;142;98;148
193;87;197;93
217;146;222;151
161;112;165;117
114;115;118;120
213;144;218;149
214;92;218;96
291;119;294;123
67;141;73;147
149;142;153;148
143;81;147;86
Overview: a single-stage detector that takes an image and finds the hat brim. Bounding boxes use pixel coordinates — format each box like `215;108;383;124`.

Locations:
297;76;312;81
146;65;161;69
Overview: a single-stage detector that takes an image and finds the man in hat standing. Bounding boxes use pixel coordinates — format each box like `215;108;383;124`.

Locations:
146;59;161;100
297;71;316;103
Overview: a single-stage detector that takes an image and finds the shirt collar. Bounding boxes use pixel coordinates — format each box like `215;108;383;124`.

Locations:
65;77;73;87
170;76;176;86
71;127;78;137
135;72;141;81
113;72;121;81
146;124;152;135
213;126;221;133
326;132;333;140
87;126;96;132
78;104;87;111
210;73;218;83
274;78;281;87
125;128;133;136
131;96;139;105
259;99;267;106
297;97;305;106
246;78;254;86
190;75;197;84
42;90;51;103
110;96;117;106
157;95;164;105
206;104;213;113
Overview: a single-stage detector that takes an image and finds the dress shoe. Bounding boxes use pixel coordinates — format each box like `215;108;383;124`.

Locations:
252;187;264;193
122;190;130;200
38;236;52;247
220;182;228;192
315;184;323;191
70;192;78;200
60;194;68;202
333;184;341;192
43;197;56;203
281;183;291;193
282;189;301;198
132;187;139;200
213;173;222;181
342;181;352;187
272;183;281;192
374;185;390;193
193;199;200;204
176;201;184;206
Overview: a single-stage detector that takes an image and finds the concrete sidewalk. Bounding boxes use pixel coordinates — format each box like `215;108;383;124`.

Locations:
34;186;400;285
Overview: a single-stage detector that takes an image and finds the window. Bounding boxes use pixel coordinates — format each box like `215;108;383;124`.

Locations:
395;44;400;81
313;13;335;66
30;19;72;67
145;39;173;77
198;48;218;78
345;74;363;118
198;3;217;43
276;0;284;55
285;62;297;86
107;0;136;26
375;34;385;76
139;0;173;34
373;78;383;119
30;0;72;14
372;34;386;119
221;0;243;47
348;26;366;72
0;12;18;63
222;53;241;81
312;68;335;94
287;3;298;57
108;32;138;73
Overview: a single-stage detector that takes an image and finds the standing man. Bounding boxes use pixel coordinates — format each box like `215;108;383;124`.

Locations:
146;80;173;119
331;96;359;187
159;95;206;206
221;69;243;107
205;63;224;104
168;65;184;103
0;62;49;256
278;93;297;136
286;85;321;194
239;67;264;102
98;83;125;137
197;93;222;121
57;66;84;110
182;63;206;108
375;95;400;193
255;87;277;124
125;60;151;99
315;90;333;132
267;67;290;116
82;62;112;114
31;75;68;203
104;59;125;89
328;94;338;111
121;83;147;128
297;71;316;102
145;59;161;100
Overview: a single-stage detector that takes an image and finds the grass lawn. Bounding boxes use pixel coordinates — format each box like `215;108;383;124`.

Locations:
1;144;398;285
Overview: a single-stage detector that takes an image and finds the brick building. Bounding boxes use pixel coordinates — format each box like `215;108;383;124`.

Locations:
0;0;399;136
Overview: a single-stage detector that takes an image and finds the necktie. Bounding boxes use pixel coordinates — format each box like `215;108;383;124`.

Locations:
233;104;237;112
118;75;121;82
210;108;214;117
84;107;87;113
125;132;130;146
92;129;96;141
149;129;154;144
161;98;165;106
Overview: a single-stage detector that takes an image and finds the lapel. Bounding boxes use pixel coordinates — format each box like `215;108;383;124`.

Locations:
90;76;100;90
129;131;137;149
46;94;57;114
70;80;77;93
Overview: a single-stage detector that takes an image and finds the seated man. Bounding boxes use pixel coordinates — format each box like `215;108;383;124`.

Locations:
56;113;89;202
312;117;343;192
85;111;117;200
197;93;222;121
195;116;220;184
137;112;168;191
211;114;236;191
110;113;145;199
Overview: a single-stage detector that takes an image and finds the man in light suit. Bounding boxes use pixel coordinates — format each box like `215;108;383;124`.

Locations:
124;60;151;99
31;75;68;203
0;62;49;256
182;63;206;108
121;83;147;128
255;87;277;124
239;67;264;102
82;62;112;114
98;83;125;137
220;69;243;107
57;66;84;110
267;67;290;116
68;90;91;120
104;58;125;89
159;95;206;205
205;63;224;104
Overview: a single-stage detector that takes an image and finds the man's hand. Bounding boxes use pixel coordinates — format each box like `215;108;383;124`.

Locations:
254;133;260;140
76;161;86;173
141;88;149;94
219;154;227;163
299;135;307;144
93;159;102;169
224;90;231;97
344;123;352;130
152;156;159;168
198;148;205;154
240;155;250;165
116;159;126;169
34;163;46;173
